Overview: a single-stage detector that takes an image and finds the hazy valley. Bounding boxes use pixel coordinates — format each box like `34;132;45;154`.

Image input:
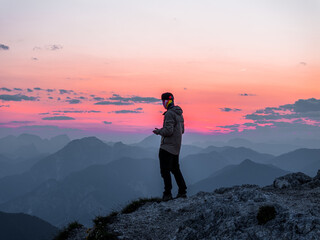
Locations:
0;133;319;239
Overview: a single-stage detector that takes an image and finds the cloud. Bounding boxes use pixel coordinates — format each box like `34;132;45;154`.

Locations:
10;121;34;124
14;88;22;91
39;112;50;115
220;108;241;112
217;124;241;129
34;87;42;91
243;123;258;127
46;44;63;51
135;107;143;110
216;98;320;134
0;44;9;50
239;93;256;96
280;98;320;113
42;116;75;120
93;97;104;101
300;62;307;66
245;98;320;122
94;101;134;106
27;88;33;92
103;121;112;124
113;109;143;114
46;89;54;92
0;88;11;92
0;94;37;101
79;96;86;100
59;89;72;94
0;105;10;108
0;121;35;126
48;97;53;99
109;94;160;103
52;110;101;113
66;99;81;104
31;57;38;61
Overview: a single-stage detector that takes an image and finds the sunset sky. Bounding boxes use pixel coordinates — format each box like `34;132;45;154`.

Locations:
1;0;320;142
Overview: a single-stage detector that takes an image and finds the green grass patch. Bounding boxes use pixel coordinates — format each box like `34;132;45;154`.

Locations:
93;212;118;228
86;212;119;240
121;197;162;214
53;221;84;240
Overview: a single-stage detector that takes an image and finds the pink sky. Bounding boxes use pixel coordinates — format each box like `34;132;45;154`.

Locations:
1;0;320;137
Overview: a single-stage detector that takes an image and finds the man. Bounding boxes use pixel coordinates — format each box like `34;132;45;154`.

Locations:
153;92;187;201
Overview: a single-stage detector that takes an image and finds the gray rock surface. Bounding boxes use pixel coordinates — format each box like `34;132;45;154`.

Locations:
70;172;320;240
273;172;312;189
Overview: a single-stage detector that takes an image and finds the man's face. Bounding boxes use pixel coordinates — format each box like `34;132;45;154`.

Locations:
162;99;172;109
162;100;168;109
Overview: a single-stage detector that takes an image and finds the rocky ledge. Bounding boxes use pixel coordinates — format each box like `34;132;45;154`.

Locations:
70;171;320;240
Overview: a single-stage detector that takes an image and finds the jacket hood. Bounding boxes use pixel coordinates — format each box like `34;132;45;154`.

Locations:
170;105;183;115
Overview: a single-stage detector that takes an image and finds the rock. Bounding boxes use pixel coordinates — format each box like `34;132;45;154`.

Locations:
314;170;320;180
69;172;320;240
105;185;320;240
273;172;312;189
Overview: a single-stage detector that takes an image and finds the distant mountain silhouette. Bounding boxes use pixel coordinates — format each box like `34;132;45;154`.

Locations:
0;153;49;178
201;145;234;153
201;146;274;164
134;134;160;148
0;136;157;204
181;147;274;184
0;154;12;178
189;159;289;194
0;137;114;203
0;211;58;240
0;133;70;160
270;148;320;176
0;157;162;227
181;152;230;184
112;141;156;159
227;138;305;155
179;145;204;158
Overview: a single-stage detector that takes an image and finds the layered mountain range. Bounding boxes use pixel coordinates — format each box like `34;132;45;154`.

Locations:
0;134;319;230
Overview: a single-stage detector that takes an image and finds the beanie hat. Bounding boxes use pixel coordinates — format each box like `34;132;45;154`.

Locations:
161;92;174;109
161;92;174;101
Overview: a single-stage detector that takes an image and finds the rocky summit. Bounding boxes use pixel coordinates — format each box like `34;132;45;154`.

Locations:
69;171;320;240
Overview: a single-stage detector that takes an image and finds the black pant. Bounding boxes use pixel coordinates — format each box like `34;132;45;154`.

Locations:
159;148;187;194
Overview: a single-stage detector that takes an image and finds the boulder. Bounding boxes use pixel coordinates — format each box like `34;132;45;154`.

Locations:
273;172;312;189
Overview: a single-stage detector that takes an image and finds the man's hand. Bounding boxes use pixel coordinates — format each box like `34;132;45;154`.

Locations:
153;128;160;135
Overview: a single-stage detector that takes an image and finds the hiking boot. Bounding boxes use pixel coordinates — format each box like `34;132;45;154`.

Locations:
175;192;187;199
162;193;173;201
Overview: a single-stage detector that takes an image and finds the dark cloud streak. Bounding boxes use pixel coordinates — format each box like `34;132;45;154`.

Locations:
0;44;9;50
66;99;81;104
113;110;143;114
109;94;159;103
94;101;133;106
0;94;37;101
42;116;75;120
0;88;11;92
220;108;241;112
239;93;256;97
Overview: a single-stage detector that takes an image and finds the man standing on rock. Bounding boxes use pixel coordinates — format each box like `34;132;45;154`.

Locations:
153;92;187;201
